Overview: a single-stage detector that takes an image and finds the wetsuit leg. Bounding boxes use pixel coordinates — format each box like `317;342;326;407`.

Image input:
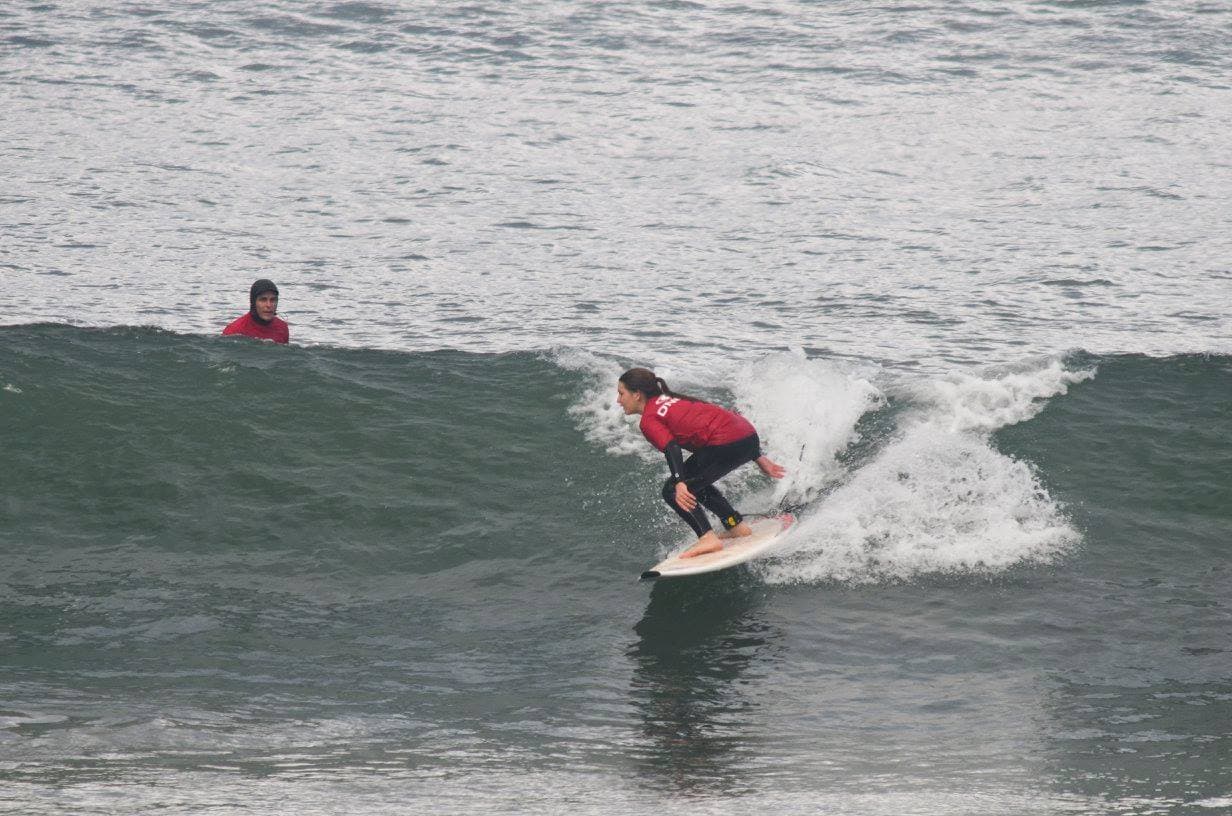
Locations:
662;434;760;535
693;483;743;531
662;478;713;537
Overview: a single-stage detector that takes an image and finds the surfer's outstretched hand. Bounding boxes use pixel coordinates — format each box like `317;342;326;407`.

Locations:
757;455;786;479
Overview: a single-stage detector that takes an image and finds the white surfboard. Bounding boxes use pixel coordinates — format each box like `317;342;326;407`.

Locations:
639;513;795;581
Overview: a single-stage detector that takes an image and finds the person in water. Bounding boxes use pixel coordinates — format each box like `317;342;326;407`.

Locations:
222;279;289;344
617;367;786;558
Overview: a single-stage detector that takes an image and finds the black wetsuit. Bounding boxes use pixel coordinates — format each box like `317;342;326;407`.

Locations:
661;433;761;537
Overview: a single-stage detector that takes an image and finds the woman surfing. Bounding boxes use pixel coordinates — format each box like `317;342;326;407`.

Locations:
617;368;786;558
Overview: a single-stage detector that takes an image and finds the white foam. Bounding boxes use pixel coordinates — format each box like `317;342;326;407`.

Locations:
0;712;68;730
1193;797;1232;809
904;358;1095;434
764;427;1078;584
553;348;653;460
760;359;1093;585
728;351;884;507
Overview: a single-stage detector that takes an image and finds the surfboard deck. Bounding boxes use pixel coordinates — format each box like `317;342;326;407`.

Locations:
639;513;795;581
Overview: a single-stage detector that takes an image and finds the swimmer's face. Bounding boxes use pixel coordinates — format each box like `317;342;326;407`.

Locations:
253;291;278;321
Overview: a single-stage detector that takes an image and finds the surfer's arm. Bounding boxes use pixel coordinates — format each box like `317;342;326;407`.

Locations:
663;442;686;483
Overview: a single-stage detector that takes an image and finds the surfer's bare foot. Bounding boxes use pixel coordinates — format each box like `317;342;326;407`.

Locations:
718;521;754;540
681;532;723;558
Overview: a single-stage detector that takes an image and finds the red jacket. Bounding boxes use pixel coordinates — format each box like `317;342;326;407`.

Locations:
639;395;755;452
222;313;289;344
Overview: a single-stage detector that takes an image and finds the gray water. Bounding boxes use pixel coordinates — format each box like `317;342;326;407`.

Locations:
3;1;1230;369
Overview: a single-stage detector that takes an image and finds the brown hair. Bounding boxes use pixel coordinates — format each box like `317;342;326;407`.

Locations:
618;367;700;403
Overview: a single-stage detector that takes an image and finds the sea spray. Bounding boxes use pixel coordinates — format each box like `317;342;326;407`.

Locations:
907;357;1096;435
762;358;1093;585
729;351;885;508
555;348;646;459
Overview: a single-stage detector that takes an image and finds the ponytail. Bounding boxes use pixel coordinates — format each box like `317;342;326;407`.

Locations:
655;376;700;402
619;368;702;403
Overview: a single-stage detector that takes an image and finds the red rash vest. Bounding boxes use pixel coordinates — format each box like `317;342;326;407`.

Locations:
639;395;756;452
222;313;290;344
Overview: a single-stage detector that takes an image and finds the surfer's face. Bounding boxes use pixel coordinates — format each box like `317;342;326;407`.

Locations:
616;382;645;415
253;292;278;321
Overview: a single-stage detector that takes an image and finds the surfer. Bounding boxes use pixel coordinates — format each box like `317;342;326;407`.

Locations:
222;279;290;344
617;367;786;558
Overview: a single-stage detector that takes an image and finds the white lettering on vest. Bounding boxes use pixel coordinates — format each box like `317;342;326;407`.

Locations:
656;397;679;417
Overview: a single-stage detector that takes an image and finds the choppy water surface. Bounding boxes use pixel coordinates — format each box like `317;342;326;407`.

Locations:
2;2;1232;814
3;1;1230;367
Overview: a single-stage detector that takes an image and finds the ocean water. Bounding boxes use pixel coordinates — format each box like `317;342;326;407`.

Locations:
2;1;1231;815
